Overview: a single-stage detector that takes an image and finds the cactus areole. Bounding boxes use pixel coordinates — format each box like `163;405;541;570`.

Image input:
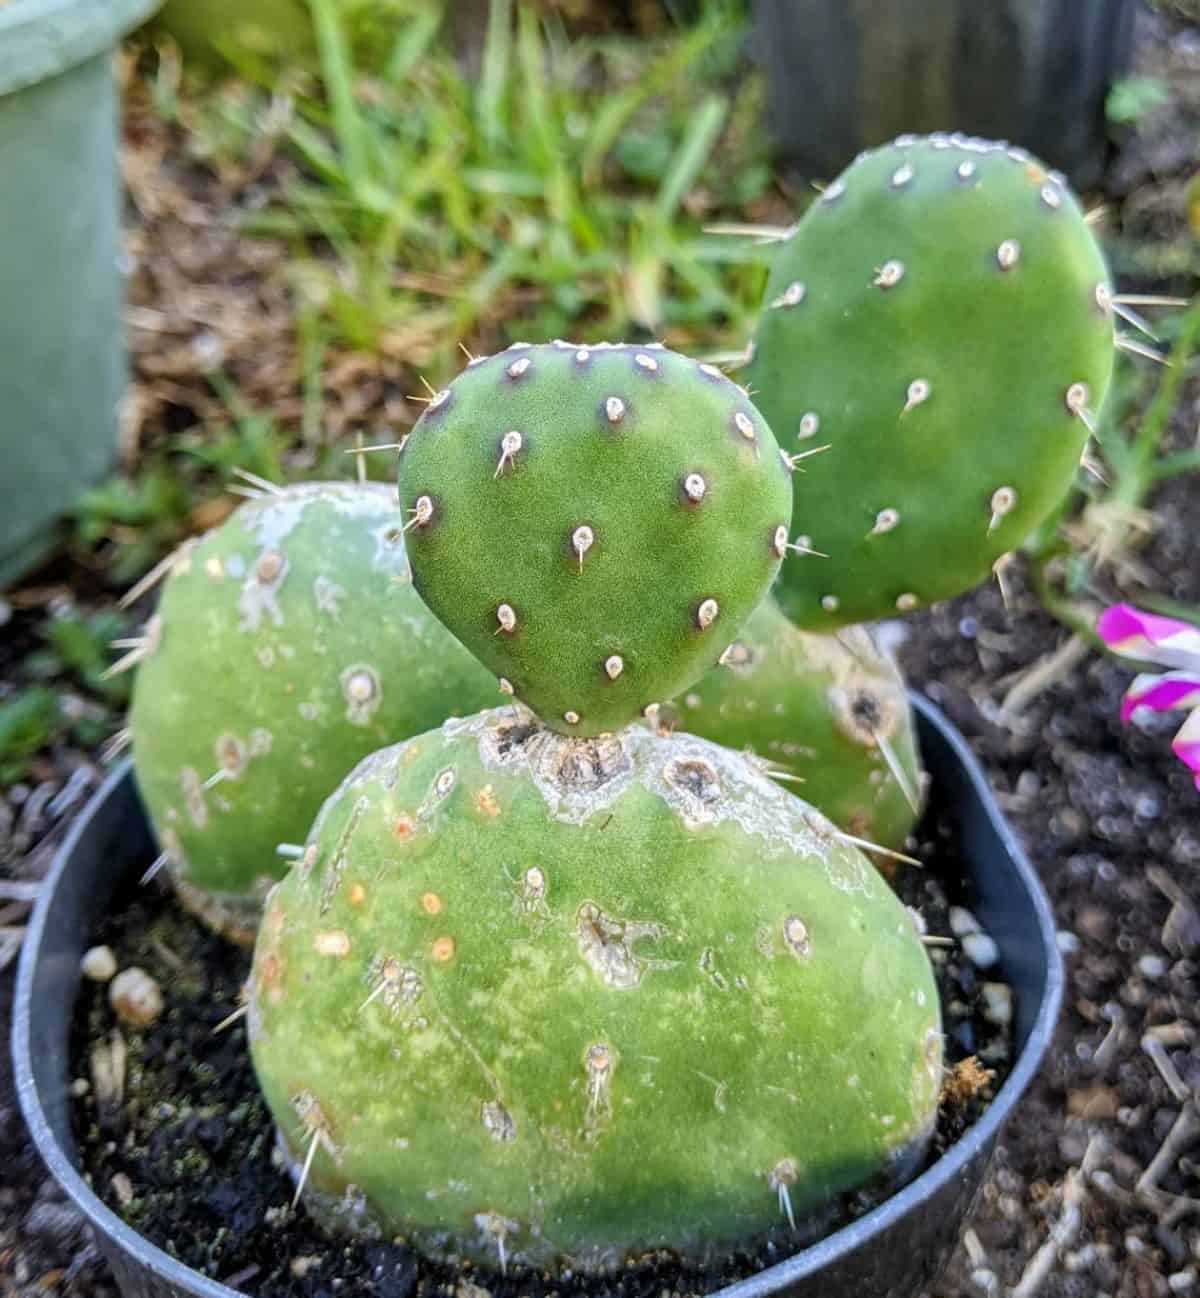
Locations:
396;342;794;736
747;134;1115;629
248;710;942;1271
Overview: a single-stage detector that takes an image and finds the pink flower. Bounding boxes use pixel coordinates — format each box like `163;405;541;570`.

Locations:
1097;604;1200;789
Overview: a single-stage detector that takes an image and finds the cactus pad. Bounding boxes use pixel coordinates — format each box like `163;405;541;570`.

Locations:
664;598;923;850
396;343;793;736
128;482;499;933
248;709;941;1270
747;134;1115;629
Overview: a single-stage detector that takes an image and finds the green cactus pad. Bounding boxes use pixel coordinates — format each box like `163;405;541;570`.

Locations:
746;134;1115;629
663;598;923;851
128;482;499;933
248;708;941;1270
396;343;793;736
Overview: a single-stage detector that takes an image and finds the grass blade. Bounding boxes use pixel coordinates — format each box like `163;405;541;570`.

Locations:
478;0;513;152
654;93;727;221
1127;298;1200;482
581;17;725;184
308;0;370;197
386;3;444;84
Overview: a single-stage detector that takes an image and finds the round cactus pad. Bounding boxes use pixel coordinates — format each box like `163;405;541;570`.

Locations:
397;343;794;736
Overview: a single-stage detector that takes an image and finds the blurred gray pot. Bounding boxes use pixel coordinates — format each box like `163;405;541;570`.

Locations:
750;0;1136;188
0;0;161;589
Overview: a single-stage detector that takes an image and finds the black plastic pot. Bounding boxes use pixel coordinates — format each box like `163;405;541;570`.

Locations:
14;694;1063;1298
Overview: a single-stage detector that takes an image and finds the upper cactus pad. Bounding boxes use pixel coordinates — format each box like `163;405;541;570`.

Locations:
248;708;940;1269
397;343;793;736
129;482;498;932
747;134;1115;629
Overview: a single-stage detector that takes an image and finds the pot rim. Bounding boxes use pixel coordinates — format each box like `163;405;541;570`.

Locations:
0;0;162;99
13;694;1064;1298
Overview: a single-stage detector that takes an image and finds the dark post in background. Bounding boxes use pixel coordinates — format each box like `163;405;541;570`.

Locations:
750;0;1137;188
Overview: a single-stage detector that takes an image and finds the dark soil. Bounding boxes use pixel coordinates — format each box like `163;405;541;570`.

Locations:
64;801;1006;1298
895;571;1200;1298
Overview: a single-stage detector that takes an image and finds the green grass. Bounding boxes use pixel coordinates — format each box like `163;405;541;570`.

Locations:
1106;76;1170;126
0;690;61;786
66;1;776;593
0;607;138;784
213;0;774;372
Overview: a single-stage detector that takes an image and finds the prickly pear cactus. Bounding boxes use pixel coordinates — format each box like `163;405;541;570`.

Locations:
396;342;793;736
249;709;941;1269
663;597;923;851
746;133;1115;629
128;482;499;936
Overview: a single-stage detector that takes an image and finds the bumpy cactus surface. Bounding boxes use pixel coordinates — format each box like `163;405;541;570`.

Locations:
249;709;941;1269
664;598;923;851
747;133;1115;629
129;482;498;934
396;342;793;736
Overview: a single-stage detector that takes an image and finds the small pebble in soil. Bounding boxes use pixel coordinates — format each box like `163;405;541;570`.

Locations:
1056;930;1080;955
1136;953;1167;980
980;982;1013;1027
108;967;164;1027
962;931;1000;970
970;1265;1000;1295
949;906;982;937
24;1200;85;1247
81;945;118;982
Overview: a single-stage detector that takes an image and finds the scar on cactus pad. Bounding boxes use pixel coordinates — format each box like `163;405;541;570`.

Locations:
746;133;1116;630
127;482;498;940
248;711;941;1270
396;342;793;736
663;597;924;853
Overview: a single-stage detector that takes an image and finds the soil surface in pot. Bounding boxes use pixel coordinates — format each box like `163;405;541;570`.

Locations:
65;793;1010;1298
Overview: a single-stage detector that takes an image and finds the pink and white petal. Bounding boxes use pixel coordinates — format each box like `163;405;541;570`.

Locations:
1170;708;1200;790
1097;604;1200;672
1121;671;1200;722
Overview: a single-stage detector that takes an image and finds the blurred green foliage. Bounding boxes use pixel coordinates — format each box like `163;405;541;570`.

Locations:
1026;301;1200;639
73;468;194;586
0;607;139;785
1106;76;1170;125
0;690;61;786
198;0;773;370
25;611;133;705
68;0;773;595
